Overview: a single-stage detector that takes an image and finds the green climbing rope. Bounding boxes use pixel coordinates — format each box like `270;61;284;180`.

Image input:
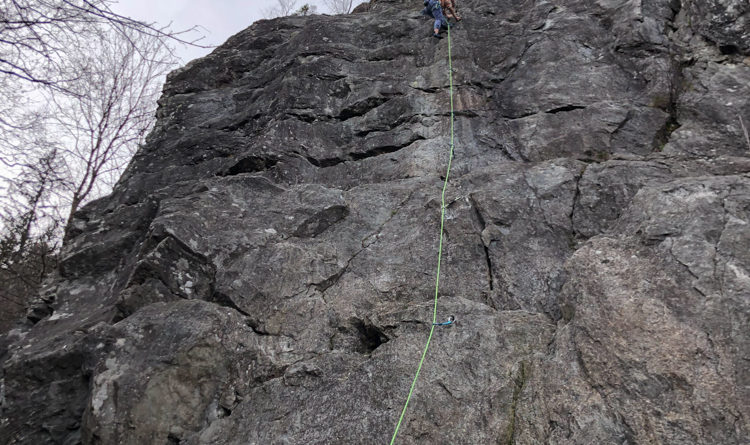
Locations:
389;22;456;445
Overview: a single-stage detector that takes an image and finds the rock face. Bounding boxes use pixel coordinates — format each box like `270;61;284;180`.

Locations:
2;0;749;443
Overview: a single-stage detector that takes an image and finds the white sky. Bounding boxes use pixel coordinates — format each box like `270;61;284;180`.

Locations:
110;1;366;65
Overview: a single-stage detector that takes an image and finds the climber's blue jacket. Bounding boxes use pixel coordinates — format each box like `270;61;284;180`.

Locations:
422;0;448;32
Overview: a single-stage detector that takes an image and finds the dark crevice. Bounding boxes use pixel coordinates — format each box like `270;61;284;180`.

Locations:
719;45;740;55
293;205;350;238
26;287;56;324
138;222;210;264
217;405;232;419
412;81;496;95
356;113;427;138
245;318;272;336
653;116;681;151
638;228;674;246
356;128;382;138
353;319;389;353
410;85;440;93
351;145;399;161
482;244;495;291
312;254;357;295
502;40;539;82
619;418;638;445
351;136;425;160
614;41;666;54
532;5;559;30
297;202;406;303
218;114;261;132
610;110;632;137
115;228;216;319
124;261;177;290
437;381;457;400
469;195;494;291
186;149;233;166
336;96;392;121
305;72;347;81
546;105;586;114
314;267;347;293
285;111;317;123
209;291;250;317
111;310;126;324
477;132;516;161
297;49;357;64
116;273;180;318
569;164;587;241
219;156;278;176
305;155;341;168
61;199;161;279
361;188;415;250
572;328;615;424
653;56;686;151
222;390;244;417
304;135;425;168
667;243;701;284
667;0;682;22
167;433;181;444
495;143;516;161
503;361;529;445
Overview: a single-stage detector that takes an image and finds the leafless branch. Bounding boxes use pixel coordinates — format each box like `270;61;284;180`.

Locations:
323;0;354;14
0;0;182;327
0;0;204;89
264;0;299;18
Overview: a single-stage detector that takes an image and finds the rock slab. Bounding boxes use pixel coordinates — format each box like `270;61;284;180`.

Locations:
1;0;749;444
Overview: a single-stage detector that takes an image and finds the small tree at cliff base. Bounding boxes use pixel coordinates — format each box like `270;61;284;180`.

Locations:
0;0;194;329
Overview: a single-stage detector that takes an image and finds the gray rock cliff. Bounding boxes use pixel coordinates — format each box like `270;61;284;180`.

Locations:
2;0;749;443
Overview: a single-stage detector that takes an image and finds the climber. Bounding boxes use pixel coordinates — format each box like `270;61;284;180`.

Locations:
433;315;455;326
421;0;449;39
442;0;462;22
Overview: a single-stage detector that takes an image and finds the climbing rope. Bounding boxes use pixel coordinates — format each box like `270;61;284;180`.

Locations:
389;22;456;445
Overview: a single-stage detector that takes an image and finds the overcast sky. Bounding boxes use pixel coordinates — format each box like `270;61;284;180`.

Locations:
111;1;366;65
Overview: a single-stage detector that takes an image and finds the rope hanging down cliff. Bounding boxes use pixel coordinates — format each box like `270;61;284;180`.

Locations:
389;20;457;445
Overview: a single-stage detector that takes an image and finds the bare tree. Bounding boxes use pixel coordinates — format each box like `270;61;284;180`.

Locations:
323;0;355;14
0;0;200;91
0;81;64;232
0;2;181;325
1;0;195;227
0;224;59;330
41;26;174;222
264;0;299;18
0;150;62;332
0;150;64;253
0;26;174;232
